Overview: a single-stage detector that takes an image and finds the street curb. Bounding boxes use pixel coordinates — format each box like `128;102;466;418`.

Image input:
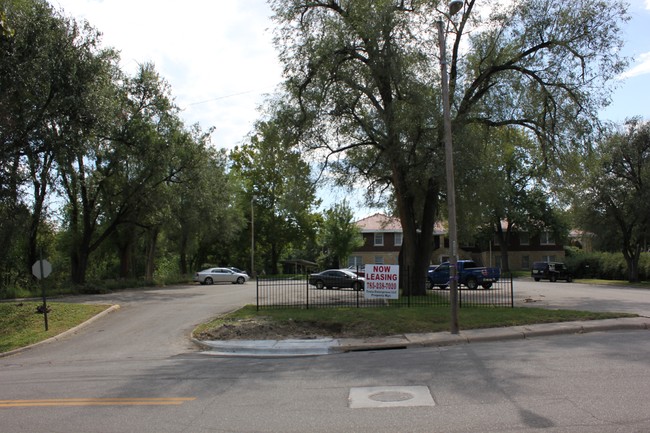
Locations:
196;317;649;357
0;304;121;358
331;317;649;353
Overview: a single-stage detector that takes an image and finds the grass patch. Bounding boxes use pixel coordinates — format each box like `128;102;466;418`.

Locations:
0;302;111;353
194;305;636;339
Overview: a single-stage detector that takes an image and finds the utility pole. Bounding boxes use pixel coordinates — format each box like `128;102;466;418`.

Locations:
437;0;463;334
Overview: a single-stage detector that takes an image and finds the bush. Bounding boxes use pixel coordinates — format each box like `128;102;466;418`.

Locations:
565;248;650;281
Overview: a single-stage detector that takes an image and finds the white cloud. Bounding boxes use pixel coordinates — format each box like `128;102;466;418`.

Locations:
53;0;283;149
621;52;650;79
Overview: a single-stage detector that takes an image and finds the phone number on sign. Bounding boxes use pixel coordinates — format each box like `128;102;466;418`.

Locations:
366;282;397;290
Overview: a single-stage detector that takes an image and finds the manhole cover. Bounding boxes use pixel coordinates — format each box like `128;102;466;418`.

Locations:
369;391;414;402
349;386;435;409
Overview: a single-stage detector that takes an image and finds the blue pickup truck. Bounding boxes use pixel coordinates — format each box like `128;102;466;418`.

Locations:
426;260;500;290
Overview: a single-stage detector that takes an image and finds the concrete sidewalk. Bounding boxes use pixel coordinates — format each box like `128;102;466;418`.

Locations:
195;316;650;357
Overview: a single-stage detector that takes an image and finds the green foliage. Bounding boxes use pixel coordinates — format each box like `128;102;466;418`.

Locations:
565;248;650;281
0;0;635;291
230;118;321;274
317;200;363;268
270;0;629;293
577;119;650;281
0;1;238;288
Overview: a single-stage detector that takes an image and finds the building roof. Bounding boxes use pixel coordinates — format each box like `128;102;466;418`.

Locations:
356;213;447;234
355;213;402;232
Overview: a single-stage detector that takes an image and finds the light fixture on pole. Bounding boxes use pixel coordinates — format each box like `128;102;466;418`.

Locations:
437;0;463;334
449;0;464;16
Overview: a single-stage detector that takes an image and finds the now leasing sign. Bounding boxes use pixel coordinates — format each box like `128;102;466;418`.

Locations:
364;264;400;299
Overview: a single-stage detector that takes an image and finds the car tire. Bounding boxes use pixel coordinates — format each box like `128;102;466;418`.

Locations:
466;277;478;290
482;283;493;290
439;285;448;290
550;274;557;282
534;278;540;282
315;280;324;290
352;281;362;291
566;276;573;283
205;277;213;285
425;279;432;290
236;276;245;284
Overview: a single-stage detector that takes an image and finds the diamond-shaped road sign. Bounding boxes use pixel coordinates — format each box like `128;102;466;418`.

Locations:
32;259;52;279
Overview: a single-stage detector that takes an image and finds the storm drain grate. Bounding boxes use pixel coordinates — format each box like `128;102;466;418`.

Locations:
348;386;435;409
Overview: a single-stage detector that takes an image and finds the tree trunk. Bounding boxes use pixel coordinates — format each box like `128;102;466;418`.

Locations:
179;230;189;275
145;227;159;283
623;243;641;283
269;243;278;275
118;242;133;279
393;172;438;296
70;245;89;285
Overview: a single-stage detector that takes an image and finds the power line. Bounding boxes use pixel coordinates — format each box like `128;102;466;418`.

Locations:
182;87;275;108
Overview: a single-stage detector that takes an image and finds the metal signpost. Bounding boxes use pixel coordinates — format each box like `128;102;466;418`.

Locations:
32;258;52;331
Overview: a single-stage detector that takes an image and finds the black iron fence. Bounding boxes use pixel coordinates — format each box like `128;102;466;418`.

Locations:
256;271;514;310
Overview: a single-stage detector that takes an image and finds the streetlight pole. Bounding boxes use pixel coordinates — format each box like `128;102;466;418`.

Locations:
438;0;463;334
251;195;256;279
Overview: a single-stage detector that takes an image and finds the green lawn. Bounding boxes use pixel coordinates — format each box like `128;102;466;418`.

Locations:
2;301;637;354
194;304;637;339
0;302;111;353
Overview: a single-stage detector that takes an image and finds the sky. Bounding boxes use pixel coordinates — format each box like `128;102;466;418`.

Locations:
50;0;650;215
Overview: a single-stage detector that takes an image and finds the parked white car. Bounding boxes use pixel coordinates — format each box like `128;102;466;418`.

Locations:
194;267;249;285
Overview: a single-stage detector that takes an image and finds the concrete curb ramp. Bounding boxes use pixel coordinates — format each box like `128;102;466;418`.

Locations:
197;317;650;357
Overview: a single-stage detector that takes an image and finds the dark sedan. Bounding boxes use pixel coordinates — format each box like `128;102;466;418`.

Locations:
308;269;365;291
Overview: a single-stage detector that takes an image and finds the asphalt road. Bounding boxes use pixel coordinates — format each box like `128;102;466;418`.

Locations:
1;280;648;432
513;278;650;316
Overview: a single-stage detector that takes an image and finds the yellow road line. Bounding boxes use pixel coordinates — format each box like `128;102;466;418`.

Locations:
0;397;196;408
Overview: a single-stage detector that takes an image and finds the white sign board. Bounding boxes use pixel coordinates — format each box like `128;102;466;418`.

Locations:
32;259;52;279
364;264;399;299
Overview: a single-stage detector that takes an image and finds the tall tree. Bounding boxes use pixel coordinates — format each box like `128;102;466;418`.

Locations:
269;0;628;294
580;118;650;282
169;135;242;275
0;0;120;280
318;200;363;269
57;63;196;284
230;119;320;275
461;126;566;271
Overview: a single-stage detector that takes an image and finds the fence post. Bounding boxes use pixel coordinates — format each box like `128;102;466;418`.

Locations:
306;274;310;309
407;266;411;308
356;281;360;308
510;273;514;308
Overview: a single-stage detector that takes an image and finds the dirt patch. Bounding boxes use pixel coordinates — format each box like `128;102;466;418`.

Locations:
195;317;377;341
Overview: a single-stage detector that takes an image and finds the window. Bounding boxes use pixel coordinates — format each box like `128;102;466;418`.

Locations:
540;232;555;245
348;256;363;267
374;256;384;265
374;233;384;246
394;232;403;246
519;232;530;246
